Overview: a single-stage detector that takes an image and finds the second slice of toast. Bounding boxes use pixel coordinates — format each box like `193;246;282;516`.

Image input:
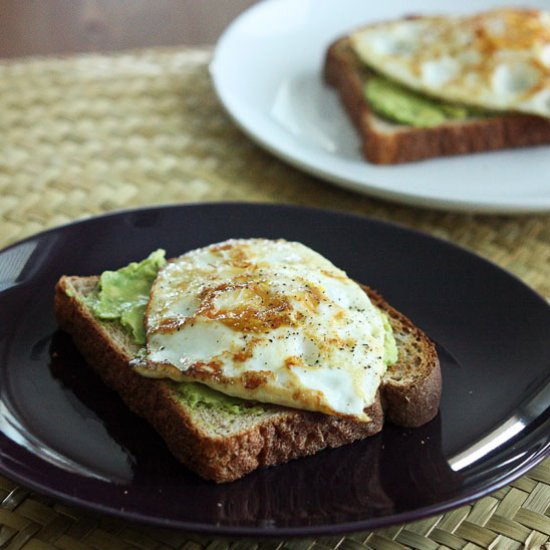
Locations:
324;37;550;164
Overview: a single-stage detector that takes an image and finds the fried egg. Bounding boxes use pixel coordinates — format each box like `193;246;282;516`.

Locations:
135;239;387;422
350;8;550;117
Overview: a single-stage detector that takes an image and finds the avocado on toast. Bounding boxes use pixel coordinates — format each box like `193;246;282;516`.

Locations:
54;245;440;483
324;27;550;164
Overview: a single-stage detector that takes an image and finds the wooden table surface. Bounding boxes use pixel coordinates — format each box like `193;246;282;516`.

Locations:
0;0;257;58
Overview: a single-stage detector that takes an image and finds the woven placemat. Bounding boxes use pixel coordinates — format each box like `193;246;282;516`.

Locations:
0;47;549;550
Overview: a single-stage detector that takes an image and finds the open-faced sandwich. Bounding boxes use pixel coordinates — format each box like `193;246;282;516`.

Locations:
55;239;441;483
324;8;550;164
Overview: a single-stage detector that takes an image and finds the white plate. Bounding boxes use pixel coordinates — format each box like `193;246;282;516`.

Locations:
210;0;550;213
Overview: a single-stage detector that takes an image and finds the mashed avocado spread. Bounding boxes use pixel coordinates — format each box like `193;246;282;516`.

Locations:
365;75;486;128
90;249;167;344
87;251;398;412
380;310;398;366
175;381;264;415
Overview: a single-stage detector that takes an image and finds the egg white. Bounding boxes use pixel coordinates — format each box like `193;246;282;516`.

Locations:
350;8;550;118
135;239;387;422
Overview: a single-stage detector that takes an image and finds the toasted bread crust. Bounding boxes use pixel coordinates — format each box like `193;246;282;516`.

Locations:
363;287;441;427
324;37;550;164
54;276;385;483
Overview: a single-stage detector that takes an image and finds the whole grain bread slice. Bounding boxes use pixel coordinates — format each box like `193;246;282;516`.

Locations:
324;36;550;164
54;275;440;482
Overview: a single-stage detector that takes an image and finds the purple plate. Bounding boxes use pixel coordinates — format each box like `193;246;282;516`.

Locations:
1;203;550;537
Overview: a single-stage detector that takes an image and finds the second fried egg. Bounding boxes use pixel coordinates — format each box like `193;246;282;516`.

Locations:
350;8;550;117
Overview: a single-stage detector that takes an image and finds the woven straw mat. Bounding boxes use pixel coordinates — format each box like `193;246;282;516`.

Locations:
0;47;549;550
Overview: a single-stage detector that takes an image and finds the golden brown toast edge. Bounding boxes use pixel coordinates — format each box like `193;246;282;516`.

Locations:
363;286;441;427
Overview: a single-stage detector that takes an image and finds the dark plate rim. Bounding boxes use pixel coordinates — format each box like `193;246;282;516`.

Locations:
0;201;549;538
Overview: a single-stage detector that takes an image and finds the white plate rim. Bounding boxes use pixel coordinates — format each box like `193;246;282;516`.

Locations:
210;0;550;214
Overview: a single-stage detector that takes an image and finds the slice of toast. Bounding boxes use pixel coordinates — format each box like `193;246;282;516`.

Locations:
54;275;440;483
324;36;550;164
